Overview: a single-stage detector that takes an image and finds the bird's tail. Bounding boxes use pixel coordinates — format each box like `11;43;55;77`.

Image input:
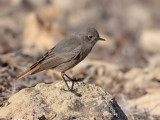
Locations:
15;64;40;81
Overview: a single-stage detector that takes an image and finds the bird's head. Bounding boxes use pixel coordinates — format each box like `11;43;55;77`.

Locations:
77;27;105;44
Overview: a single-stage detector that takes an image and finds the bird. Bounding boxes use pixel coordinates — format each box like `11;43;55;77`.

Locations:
15;27;105;96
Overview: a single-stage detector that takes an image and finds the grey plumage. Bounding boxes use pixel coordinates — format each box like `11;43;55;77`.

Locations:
31;27;104;74
16;27;105;96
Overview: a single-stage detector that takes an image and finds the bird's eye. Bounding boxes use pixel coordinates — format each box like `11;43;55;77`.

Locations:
88;35;93;39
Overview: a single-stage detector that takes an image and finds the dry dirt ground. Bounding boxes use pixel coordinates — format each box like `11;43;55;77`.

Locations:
0;0;160;120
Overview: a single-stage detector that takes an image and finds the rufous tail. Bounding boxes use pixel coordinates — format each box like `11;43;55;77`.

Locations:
15;64;40;81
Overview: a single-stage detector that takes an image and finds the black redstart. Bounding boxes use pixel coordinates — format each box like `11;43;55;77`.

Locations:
16;27;105;96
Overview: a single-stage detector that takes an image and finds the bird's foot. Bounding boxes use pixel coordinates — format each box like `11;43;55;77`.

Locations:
60;88;81;97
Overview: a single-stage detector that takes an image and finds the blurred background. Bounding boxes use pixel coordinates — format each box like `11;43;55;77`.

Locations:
0;0;160;119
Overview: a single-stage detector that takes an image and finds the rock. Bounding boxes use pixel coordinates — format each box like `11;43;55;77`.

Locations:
0;82;128;120
128;92;160;115
140;29;160;53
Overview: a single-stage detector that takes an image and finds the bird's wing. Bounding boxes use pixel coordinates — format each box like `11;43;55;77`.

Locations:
31;35;82;73
34;45;81;73
15;35;82;81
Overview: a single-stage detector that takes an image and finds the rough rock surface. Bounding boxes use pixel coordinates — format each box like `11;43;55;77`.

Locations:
0;81;127;120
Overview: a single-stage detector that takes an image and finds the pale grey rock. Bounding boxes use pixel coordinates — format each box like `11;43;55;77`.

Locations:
0;81;128;120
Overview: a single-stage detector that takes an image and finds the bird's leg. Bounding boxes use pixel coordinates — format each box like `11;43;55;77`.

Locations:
61;72;70;90
61;72;81;97
64;73;74;89
64;73;83;83
64;73;72;80
71;81;74;90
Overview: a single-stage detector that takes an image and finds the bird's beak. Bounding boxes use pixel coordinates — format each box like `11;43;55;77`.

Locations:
98;37;105;41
